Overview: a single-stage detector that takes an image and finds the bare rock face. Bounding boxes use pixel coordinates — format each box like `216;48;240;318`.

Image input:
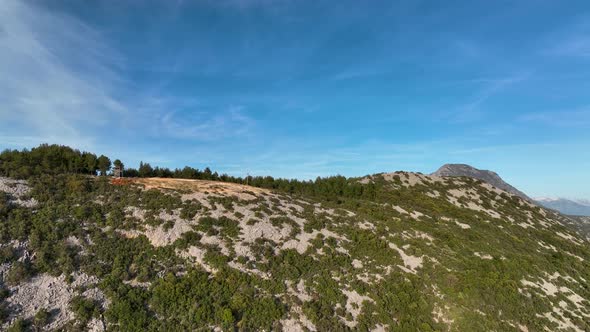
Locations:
2;272;106;331
431;164;531;201
0;177;38;208
563;215;590;239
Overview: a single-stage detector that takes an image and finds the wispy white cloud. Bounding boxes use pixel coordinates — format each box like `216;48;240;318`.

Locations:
155;105;255;140
0;0;127;149
464;75;529;110
451;40;482;59
447;142;560;155
123;93;257;141
212;0;293;11
551;36;590;57
221;138;455;179
331;68;384;81
519;108;590;127
444;73;530;123
0;0;257;152
542;17;590;58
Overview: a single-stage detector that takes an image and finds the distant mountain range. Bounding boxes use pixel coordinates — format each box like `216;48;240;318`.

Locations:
534;197;590;217
431;164;590;217
431;164;531;200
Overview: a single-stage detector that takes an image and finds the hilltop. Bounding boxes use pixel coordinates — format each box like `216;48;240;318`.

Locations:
431;164;531;201
0;145;589;331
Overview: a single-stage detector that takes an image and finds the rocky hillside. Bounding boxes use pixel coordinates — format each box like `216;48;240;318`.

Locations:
430;164;590;239
563;215;590;240
1;170;589;331
431;164;530;201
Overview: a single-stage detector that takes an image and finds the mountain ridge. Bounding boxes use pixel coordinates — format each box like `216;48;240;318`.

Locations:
534;197;590;217
1;145;589;331
431;163;531;201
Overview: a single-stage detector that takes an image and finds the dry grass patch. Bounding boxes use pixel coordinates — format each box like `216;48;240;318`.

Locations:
131;177;270;199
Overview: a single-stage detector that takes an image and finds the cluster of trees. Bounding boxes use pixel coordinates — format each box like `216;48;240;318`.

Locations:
1;144;377;202
124;162;222;180
0;144;123;178
130;161;377;201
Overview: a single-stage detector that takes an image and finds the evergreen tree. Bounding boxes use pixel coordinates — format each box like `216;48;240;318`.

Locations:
138;162;154;178
97;155;112;176
114;159;124;169
83;152;98;175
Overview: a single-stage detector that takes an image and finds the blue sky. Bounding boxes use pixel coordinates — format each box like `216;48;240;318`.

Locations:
1;0;589;198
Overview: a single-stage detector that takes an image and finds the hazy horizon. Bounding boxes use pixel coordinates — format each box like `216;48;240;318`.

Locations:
1;0;589;199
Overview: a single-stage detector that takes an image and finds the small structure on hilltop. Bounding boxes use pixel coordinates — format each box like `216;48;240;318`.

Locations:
113;166;123;178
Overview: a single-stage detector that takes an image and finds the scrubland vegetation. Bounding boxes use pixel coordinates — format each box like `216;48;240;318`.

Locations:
0;144;589;331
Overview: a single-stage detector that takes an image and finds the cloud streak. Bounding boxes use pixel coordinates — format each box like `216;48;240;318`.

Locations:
156;106;255;140
0;0;128;149
0;0;258;152
552;36;590;57
519;109;590;127
439;73;530;124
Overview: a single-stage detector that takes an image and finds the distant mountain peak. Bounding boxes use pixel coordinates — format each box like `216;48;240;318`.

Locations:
572;198;590;206
534;197;590;217
534;196;560;202
431;163;531;201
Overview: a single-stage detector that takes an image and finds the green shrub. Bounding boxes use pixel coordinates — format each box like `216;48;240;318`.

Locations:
69;296;99;327
6;318;27;332
33;308;51;330
6;261;34;286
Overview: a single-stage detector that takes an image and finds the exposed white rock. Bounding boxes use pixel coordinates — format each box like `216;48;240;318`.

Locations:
341;289;374;328
0;177;38;208
351;259;363;269
454;220;471;229
389;242;423;273
555;232;583;246
3;272;106;331
474;252;493;260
